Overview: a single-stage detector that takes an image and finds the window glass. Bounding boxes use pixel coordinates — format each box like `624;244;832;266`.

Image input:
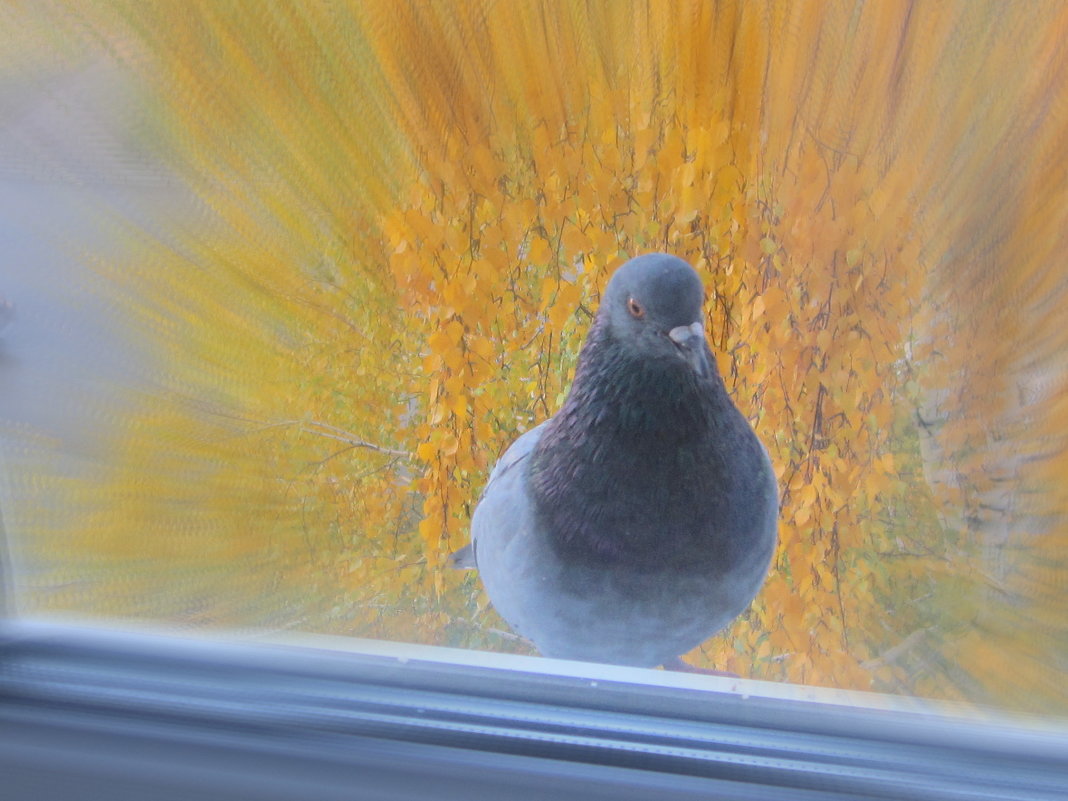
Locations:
1;2;1065;719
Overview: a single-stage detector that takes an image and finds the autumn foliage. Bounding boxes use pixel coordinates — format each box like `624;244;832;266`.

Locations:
6;1;1067;712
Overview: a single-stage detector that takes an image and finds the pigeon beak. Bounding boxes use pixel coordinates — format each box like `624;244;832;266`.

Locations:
668;321;710;377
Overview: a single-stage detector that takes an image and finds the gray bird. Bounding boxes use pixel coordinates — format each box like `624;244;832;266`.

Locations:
453;253;778;670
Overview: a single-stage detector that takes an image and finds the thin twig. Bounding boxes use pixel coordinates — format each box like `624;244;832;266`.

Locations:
487;627;532;645
281;419;410;457
195;408;408;458
861;628;931;671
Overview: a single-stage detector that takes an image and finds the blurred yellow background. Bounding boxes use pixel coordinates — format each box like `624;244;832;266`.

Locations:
0;1;1064;713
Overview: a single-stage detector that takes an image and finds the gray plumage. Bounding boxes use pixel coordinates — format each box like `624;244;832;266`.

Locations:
458;253;778;668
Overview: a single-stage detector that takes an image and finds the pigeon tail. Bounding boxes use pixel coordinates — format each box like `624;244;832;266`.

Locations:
449;543;476;569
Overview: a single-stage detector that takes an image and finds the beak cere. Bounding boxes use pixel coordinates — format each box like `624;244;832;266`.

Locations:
668;321;710;377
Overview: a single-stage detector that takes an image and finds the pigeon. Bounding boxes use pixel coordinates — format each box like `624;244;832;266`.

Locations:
453;253;778;669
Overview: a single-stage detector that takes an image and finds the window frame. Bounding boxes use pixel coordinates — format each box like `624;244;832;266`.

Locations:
1;620;1064;800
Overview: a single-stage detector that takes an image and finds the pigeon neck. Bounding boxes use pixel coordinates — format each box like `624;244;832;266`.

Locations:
558;320;730;438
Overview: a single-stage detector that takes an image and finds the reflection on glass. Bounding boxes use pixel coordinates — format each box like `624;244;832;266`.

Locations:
1;2;1065;716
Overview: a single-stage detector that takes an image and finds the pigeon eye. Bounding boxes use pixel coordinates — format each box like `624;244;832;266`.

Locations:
627;297;645;319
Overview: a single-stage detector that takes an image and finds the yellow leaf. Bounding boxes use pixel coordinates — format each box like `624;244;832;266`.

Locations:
443;346;465;371
418;517;438;546
428;329;451;354
751;295;766;321
529;236;551;263
470;336;494;361
446;319;465;345
449;393;468;418
562;225;589;254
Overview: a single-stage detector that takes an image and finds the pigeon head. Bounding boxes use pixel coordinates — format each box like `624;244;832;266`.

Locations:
599;253;711;377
